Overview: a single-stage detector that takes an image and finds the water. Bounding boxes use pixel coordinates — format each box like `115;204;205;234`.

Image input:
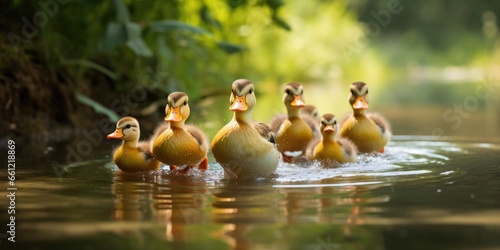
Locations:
1;136;500;249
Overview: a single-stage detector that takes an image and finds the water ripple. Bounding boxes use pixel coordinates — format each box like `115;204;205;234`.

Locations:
97;139;457;184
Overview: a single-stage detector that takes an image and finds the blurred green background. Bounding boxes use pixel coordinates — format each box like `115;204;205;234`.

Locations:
1;0;499;141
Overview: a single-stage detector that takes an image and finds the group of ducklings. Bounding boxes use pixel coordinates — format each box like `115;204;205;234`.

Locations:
107;79;391;179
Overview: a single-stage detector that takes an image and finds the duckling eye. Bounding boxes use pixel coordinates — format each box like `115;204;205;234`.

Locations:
125;124;131;129
366;90;369;94
285;89;291;95
249;88;253;94
321;121;327;126
333;120;337;125
300;90;303;95
183;100;187;106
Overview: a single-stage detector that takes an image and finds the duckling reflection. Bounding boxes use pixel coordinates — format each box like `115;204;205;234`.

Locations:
111;172;209;246
111;172;165;243
316;177;390;239
155;176;208;243
112;172;157;220
276;176;390;247
211;180;278;250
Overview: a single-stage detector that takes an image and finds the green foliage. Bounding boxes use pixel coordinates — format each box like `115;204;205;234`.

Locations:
2;0;293;104
3;0;497;114
149;20;212;35
75;92;120;122
217;41;245;54
62;59;117;80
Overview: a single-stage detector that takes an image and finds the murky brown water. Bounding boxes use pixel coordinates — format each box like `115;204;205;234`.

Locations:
1;136;500;250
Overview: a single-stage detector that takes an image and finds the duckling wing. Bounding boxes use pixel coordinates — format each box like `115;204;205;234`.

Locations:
137;141;155;160
185;124;209;152
252;122;276;144
268;114;287;133
337;138;358;157
367;113;391;134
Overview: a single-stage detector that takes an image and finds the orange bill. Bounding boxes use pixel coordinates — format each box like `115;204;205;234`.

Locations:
290;95;305;107
165;106;182;122
230;95;248;111
352;96;368;109
107;128;124;139
323;124;335;134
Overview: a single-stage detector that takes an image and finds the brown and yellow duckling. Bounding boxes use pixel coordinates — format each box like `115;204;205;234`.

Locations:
211;79;280;179
270;104;320;136
301;104;320;122
268;82;318;162
339;82;392;153
107;117;162;173
307;114;357;167
152;92;209;171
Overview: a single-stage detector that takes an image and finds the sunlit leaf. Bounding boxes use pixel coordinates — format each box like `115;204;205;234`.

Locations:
113;0;131;23
125;22;153;57
217;41;245;54
75;92;120;122
101;22;127;50
149;20;212;36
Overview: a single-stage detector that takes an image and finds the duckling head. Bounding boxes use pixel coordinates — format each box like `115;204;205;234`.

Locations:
165;92;190;127
349;81;369;111
107;117;140;143
301;104;320;122
320;113;339;139
230;79;256;121
283;82;306;117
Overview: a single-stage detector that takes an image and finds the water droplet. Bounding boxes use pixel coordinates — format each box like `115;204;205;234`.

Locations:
437;189;442;193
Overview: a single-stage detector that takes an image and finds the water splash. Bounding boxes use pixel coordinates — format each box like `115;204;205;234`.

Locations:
95;139;455;185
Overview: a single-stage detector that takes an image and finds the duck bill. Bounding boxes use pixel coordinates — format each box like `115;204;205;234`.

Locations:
165;106;183;122
107;128;124;139
290;95;305;107
323;125;335;134
230;95;248;111
353;96;368;110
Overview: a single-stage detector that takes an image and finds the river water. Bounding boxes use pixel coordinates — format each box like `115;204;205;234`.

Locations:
1;135;499;250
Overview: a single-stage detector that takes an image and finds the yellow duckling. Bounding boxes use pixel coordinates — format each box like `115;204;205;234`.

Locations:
307;114;357;166
268;82;318;161
107;117;162;173
211;79;280;179
339;82;392;153
270;104;319;134
152;92;209;170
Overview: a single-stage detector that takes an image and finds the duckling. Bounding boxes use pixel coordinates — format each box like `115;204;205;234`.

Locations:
107;117;161;173
338;82;391;153
307;114;357;167
269;104;320;133
152;92;209;171
301;104;320;122
211;79;280;179
268;82;318;162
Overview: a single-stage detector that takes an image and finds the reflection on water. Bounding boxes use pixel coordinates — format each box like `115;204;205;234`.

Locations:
2;137;500;249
